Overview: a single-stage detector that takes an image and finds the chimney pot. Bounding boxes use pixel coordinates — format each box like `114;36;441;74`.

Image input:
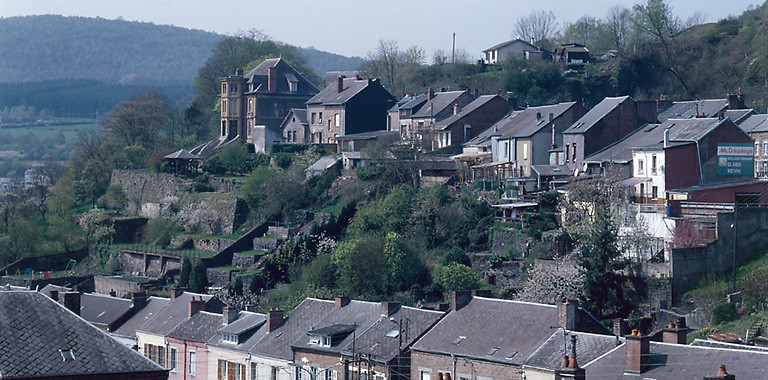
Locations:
560;355;570;368
189;297;206;316
625;332;651;373
568;356;578;368
109;289;116;297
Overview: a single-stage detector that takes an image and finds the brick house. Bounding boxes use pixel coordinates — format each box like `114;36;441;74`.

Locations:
410;293;612;380
306;76;396;144
391;93;428;142
562;96;657;172
553;43;590;70
409;90;474;146
738;113;768;177
432;95;510;151
220;58;319;151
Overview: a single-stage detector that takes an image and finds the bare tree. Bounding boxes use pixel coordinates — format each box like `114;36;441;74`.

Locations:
514;10;560;46
683;11;707;29
365;39;401;93
633;0;690;93
605;5;634;52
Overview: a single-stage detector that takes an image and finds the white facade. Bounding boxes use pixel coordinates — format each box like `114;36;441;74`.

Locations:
631;148;666;201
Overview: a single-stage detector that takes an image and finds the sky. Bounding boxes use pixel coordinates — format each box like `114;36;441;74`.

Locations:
0;0;761;59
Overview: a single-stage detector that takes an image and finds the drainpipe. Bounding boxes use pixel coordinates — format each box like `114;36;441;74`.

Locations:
451;354;456;380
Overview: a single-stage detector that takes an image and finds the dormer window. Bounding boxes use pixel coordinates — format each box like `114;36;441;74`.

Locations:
289;80;298;93
222;333;239;344
309;334;332;347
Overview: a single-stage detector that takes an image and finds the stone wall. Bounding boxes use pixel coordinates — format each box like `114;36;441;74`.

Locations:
94;276;143;298
209;177;243;193
232;252;258;267
207;268;232;287
253;238;279;251
170;235;235;252
117;249;181;278
669;208;768;301
267;226;294;239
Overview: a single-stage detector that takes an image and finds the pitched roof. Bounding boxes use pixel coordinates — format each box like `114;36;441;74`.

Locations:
585;123;660;164
531;165;572;177
164;149;200;160
288;108;308;125
724;108;755;124
291;300;383;353
39;285;135;330
389;93;424;112
584;339;768;379
466;102;576;146
207;311;267;352
410;297;559;366
411;91;467;118
483;39;539;52
0;291;165;378
524;329;619;370
135;292;216;337
740;113;768;133
344;305;444;362
305;156;341;173
435;95;503;130
244;58;319;96
307;77;375;106
662;117;729;142
167;310;223;343
658;98;728;121
564;96;631;134
112;296;171;338
249;298;336;360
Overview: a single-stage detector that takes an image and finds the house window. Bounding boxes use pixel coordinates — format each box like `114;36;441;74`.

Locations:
565;145;569;162
652;154;657;174
293;131;298;143
289;80;298;92
523;142;529;160
311;113;316;124
572;143;576;161
763;140;767;156
271;366;278;380
189;351;196;375
169;347;177;372
222;84;227;94
335;113;340;127
638;160;644;173
652;186;658;199
420;371;431;380
231;84;238;93
143;344;165;367
251;363;257;380
756;142;760;156
230;99;238;115
248;99;253;112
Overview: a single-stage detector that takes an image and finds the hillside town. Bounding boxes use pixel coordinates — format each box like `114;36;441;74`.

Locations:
7;2;768;380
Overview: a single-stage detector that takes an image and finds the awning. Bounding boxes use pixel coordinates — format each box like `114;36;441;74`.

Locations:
471;161;512;169
617;177;652;187
450;152;492;160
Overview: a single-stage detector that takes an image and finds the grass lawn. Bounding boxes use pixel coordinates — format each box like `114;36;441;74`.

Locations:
112;243;217;258
0;122;97;145
235;250;267;256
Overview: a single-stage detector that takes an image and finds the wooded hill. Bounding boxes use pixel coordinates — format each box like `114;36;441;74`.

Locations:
0;15;363;86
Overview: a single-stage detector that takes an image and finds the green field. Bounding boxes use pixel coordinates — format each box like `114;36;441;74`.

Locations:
0;122;98;145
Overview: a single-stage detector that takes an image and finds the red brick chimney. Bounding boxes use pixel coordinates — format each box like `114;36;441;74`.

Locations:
266;308;284;332
189;296;206;316
625;330;651;374
335;294;350;308
61;291;80;316
662;319;688;344
428;88;434;101
170;287;183;299
235;67;244;76
337;76;344;93
703;364;736;380
268;66;277;92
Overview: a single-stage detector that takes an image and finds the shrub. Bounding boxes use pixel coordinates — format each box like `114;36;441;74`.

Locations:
355;165;383;181
712;302;739;325
143;217;179;248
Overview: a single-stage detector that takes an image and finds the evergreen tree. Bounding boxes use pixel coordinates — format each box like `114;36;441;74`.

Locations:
189;260;208;293
178;258;192;287
233;277;244;296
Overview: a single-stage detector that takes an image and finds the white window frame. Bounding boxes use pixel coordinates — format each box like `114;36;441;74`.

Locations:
169;347;177;372
335;113;340;127
189;351;196;376
522;142;528;160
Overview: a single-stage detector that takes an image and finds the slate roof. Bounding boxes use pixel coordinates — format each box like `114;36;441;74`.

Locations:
466;102;576;146
284;108;308;126
531;165;572;177
208;311;267;352
112;296;171;339
724;108;755;124
167;310;223;343
389;94;423;112
343;305;445;362
411;91;467;119
564;96;630;134
0;291;166;379
244;58;319;96
39;285;136;330
291;300;383;353
661;117;728;142
336;130;399;141
483;39;539;52
585;123;660;164
584;340;768;379
135;292;215;337
690;338;768;352
305;156;341;173
657;98;728;121
250;298;336;360
307;77;372;106
310;324;357;337
410;297;560;366
399;93;428;111
524;329;620;370
740;113;768;133
435;95;502;130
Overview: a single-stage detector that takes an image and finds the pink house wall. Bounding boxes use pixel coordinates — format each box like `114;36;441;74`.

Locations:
168;337;209;380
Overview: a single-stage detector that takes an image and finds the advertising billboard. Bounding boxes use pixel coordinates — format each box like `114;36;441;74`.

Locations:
717;143;754;176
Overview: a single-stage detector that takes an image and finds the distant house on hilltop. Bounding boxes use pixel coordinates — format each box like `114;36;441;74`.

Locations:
482;39;543;64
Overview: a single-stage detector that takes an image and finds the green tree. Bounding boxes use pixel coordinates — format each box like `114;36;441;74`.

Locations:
233;277;244;296
102;91;170;149
633;0;689;93
432;263;484;292
144;217;179;248
332;235;388;297
189;260;208;293
179;258;192;287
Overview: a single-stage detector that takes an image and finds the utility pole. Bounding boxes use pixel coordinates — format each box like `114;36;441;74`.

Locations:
452;33;456;64
732;207;739;293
